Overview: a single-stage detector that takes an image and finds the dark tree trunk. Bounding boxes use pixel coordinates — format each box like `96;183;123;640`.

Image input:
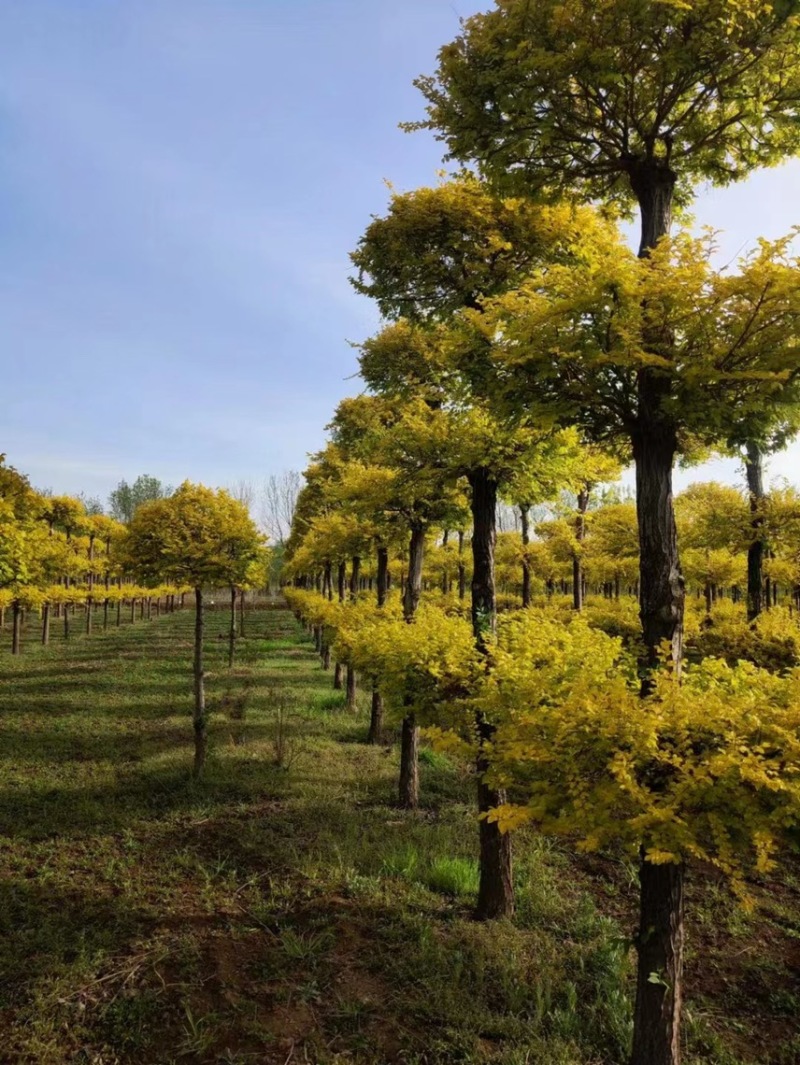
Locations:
468;470;497;650
631;860;685;1065
346;665;357;712
41;602;50;646
346;556;361;710
745;442;765;622
520;505;532;608
629;161;676;258
468;468;514;921
333;559;347;691
11;600;22;655
402;526;425;621
64;578;71;640
376;546;388;608
632;403;683;683
399;524;425;809
85;597;93;635
458;530;467;600
350;555;361;600
193;587;206;777
629;162;685;1065
573;488;589;611
228;586;237;668
368;686;384;745
369;545;390;744
324;560;333;600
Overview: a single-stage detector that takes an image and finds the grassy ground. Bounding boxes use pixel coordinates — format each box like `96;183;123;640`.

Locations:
0;602;798;1064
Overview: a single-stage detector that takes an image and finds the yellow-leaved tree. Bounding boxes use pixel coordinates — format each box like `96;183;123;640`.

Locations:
125;482;263;777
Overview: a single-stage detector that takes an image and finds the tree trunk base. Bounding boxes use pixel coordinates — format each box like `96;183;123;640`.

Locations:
632;858;685;1065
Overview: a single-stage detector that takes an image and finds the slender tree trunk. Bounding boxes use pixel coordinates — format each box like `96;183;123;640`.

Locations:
573;488;589;611
634;400;683;680
337;561;346;603
369;545;389;744
520;505;532;608
745;441;765;622
41;602;50;646
11;600;22;655
369;686;385;745
85;596;93;635
629;164;685;1065
402;526;425;621
631;859;685;1065
64;577;71;640
193;587;206;777
333;560;346;690
228;585;236;668
346;556;361;711
399;524;425;809
239;589;246;637
454;531;465;600
346;666;357;712
468;468;514;921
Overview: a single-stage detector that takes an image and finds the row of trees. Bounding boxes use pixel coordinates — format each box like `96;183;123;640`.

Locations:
0;459;269;775
285;3;800;1062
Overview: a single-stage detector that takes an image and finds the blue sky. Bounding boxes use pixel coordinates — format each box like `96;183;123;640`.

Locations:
1;0;799;505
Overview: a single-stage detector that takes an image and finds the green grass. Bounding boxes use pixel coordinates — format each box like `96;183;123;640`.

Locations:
0;602;797;1063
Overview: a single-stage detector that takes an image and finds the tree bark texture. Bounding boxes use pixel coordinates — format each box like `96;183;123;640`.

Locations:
350;555;361;601
368;686;384;745
11;600;21;656
629;162;676;259
520;505;532;608
346;665;357;712
376;546;388;609
399;524;425;809
573;488;589;612
469;468;514;920
403;525;425;622
745;441;765;622
193;587;207;778
457;530;466;600
631;860;685;1065
630;162;685;1065
337;561;346;604
368;545;389;744
633;390;684;682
